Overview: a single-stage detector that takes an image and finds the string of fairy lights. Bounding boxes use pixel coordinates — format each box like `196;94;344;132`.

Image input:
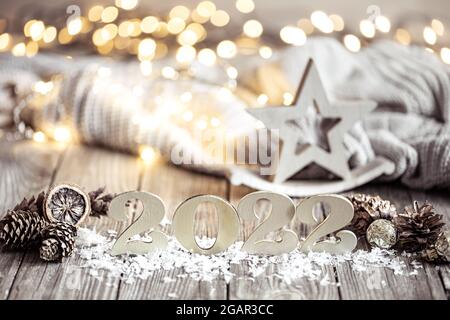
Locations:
1;0;450;163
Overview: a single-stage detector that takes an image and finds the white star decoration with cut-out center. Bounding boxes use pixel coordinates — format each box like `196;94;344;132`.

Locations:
248;59;377;184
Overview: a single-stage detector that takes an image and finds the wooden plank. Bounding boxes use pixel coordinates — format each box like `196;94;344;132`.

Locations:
6;145;141;299
0;141;62;300
408;189;450;299
228;185;340;300
117;160;229;300
336;184;447;300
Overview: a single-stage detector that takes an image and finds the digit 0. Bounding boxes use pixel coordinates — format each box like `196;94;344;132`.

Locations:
172;195;240;255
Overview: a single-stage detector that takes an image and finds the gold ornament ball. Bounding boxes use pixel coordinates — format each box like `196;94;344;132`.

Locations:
366;219;398;249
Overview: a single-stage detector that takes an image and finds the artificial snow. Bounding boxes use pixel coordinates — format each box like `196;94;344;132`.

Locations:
75;227;423;285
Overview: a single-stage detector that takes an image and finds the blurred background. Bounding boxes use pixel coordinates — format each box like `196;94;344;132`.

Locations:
0;0;449;60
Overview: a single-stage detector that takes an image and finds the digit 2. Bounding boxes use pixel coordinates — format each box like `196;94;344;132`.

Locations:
237;191;298;255
296;194;357;254
109;191;168;256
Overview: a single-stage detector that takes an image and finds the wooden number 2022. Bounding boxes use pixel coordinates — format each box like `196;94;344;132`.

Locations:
109;192;356;256
172;195;240;255
237;191;298;255
109;191;168;256
296;195;357;254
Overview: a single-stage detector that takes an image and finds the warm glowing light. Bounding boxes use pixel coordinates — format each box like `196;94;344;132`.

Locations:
360;19;375;38
191;9;209;24
24;20;36;37
311;11;333;33
257;94;268;105
141;16;159;33
211;10;230;27
423;26;437;45
280;26;306;46
43;26;57;43
167;17;186;34
26;41;39;57
161;66;178;79
101;6;119;23
243;20;263;38
441;47;450;64
375;16;391;33
197;1;216;18
283;92;294;105
128;20;141;37
197;48;217;66
176;45;196;64
297;19;314;35
116;0;138;10
210;117;221;127
12;42;26;56
329;14;344;31
33;131;47;143
88;5;104;22
53;127;71;143
178;29;198;46
182;111;194;122
395;28;411;45
431;19;444;36
29;20;45;41
196;119;208;130
67;18;82;35
140;146;156;164
102;24;118;40
259;46;272;59
226;66;238;79
33;81;54;94
153;22;169;38
97;41;114;55
58;28;73;45
170;6;190;21
140;61;152;76
218;87;232;100
0;33;11;51
97;67;111;77
93;29;107;46
155;41;168;58
236;0;255;14
186;23;206;41
344;34;361;52
180;92;193;103
217;40;237;58
139;38;156;58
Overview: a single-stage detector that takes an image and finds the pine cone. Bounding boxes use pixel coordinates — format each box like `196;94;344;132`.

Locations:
39;222;77;262
393;202;445;252
12;191;46;217
346;194;397;237
0;210;48;250
88;187;115;218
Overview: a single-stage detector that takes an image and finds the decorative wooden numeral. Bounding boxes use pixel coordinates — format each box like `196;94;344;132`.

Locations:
109;191;168;256
172;195;240;255
296;194;357;254
237;191;298;255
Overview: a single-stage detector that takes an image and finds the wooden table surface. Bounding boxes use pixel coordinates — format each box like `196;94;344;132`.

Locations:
0;140;449;300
